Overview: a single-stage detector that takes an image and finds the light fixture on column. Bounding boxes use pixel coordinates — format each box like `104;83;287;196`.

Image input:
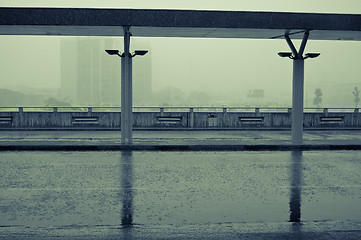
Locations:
105;50;148;58
277;51;320;59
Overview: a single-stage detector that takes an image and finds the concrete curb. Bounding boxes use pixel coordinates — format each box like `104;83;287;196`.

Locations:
1;144;361;151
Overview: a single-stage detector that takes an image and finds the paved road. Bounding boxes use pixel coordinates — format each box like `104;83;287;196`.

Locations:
0;150;360;239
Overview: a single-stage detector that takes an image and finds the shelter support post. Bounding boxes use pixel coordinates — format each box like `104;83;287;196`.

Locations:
292;59;304;145
121;26;133;145
284;31;310;145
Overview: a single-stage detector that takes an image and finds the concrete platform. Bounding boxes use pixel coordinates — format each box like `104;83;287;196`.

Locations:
1;130;361;150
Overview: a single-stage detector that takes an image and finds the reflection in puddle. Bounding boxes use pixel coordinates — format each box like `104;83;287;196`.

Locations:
1;150;359;231
289;151;303;222
121;151;133;226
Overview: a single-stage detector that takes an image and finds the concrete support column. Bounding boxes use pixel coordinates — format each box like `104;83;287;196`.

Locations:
280;30;319;145
121;26;132;145
292;59;304;145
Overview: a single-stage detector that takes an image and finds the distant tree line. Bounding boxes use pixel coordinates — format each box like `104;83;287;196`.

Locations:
352;86;360;108
153;87;210;106
312;87;360;108
313;88;323;107
0;88;71;107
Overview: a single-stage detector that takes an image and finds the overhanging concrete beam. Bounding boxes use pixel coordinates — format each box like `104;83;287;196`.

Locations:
0;8;361;40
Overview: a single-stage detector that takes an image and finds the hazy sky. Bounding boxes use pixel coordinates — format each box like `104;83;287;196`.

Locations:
1;1;361;106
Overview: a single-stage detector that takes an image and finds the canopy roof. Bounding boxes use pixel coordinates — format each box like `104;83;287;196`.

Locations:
1;7;361;40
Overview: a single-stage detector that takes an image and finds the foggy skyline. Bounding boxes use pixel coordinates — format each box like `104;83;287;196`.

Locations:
1;1;361;107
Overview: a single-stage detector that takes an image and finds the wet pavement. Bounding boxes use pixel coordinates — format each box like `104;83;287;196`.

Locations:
1;150;361;239
1;130;361;150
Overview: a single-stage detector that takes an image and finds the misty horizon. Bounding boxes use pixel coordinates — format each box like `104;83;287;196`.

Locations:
1;1;361;108
0;36;360;108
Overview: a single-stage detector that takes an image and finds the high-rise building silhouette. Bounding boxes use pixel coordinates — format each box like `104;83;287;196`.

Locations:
60;38;151;106
132;38;152;106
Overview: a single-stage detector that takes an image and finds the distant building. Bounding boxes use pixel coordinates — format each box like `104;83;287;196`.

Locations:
132;38;152;106
60;38;151;106
60;39;78;105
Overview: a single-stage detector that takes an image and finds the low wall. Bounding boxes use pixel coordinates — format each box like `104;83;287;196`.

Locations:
0;107;360;129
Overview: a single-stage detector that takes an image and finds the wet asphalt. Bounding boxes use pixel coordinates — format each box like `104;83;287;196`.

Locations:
0;147;361;239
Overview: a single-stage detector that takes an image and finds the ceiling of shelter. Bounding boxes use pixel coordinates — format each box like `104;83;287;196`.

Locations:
0;8;360;40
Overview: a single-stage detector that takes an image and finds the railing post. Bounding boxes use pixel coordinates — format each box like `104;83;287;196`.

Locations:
255;108;260;113
222;108;227;127
53;107;58;113
88;107;92;113
160;107;165;117
355;108;359;113
323;108;328;117
189;107;194;128
19;107;23;113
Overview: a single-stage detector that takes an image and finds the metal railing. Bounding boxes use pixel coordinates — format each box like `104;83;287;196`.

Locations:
0;106;359;113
